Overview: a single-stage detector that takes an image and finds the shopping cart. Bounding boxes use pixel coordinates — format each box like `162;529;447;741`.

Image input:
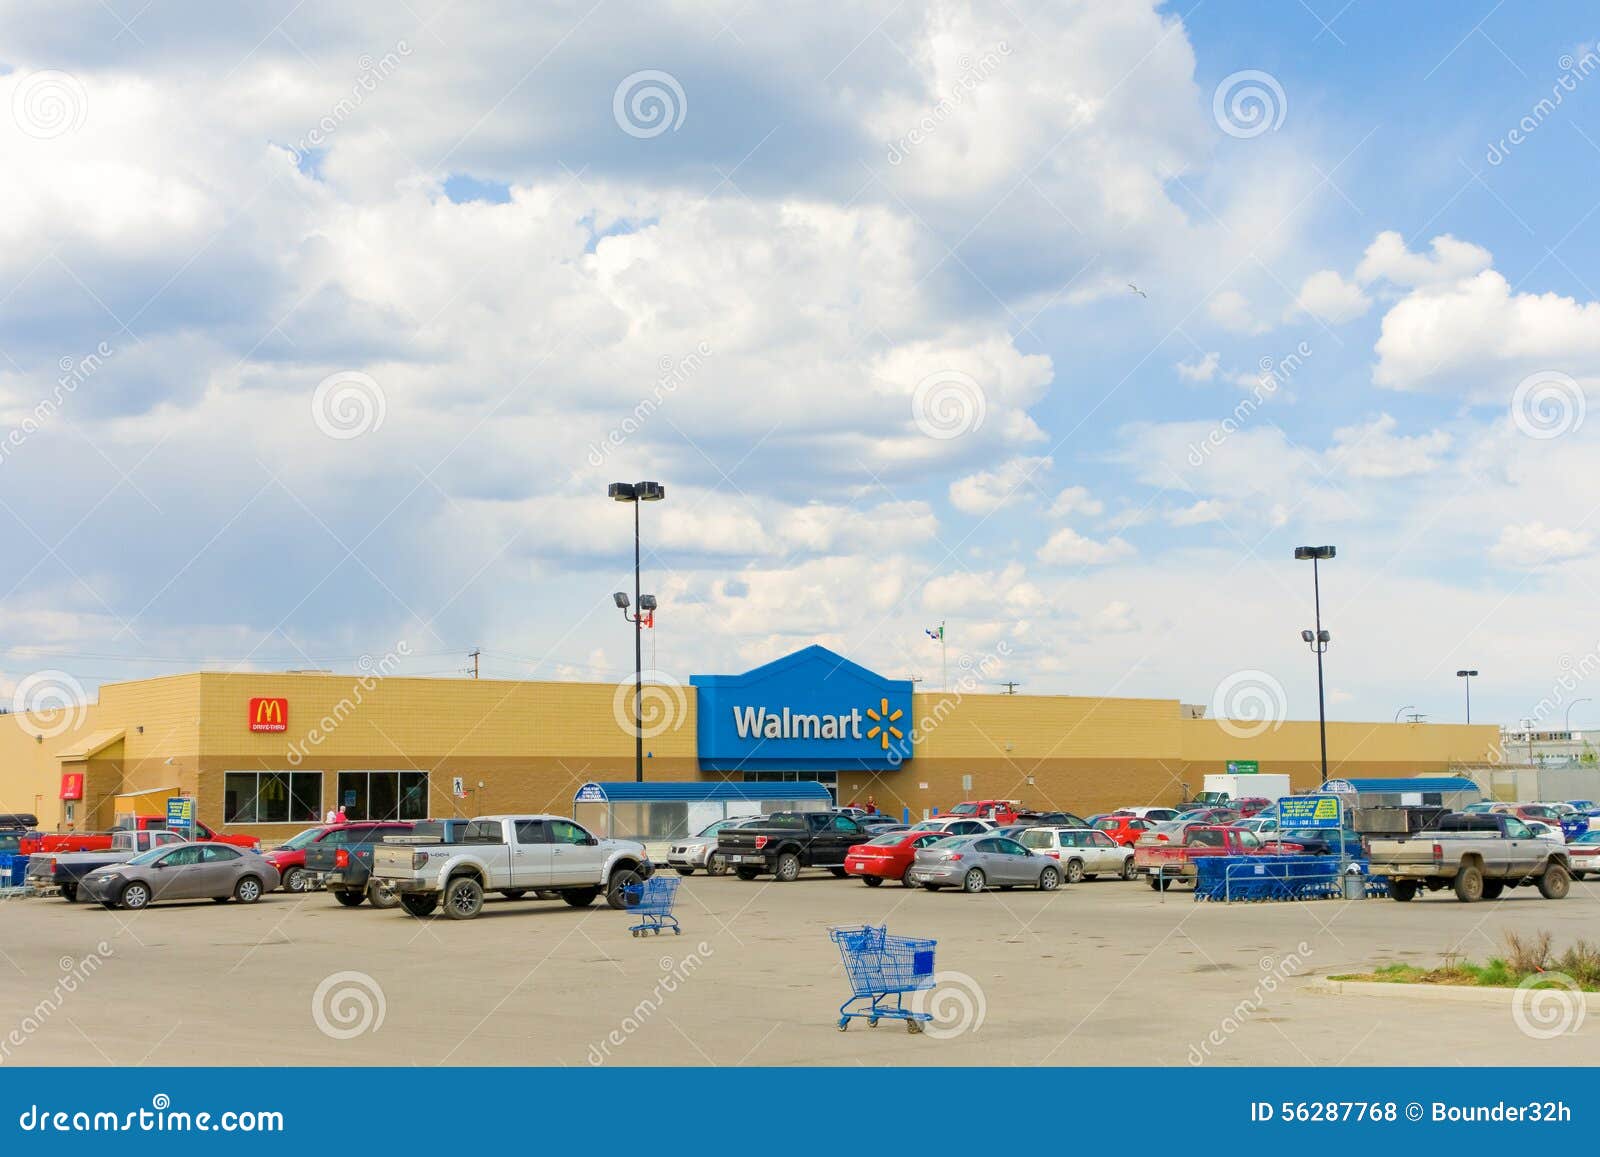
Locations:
623;874;681;937
828;924;936;1033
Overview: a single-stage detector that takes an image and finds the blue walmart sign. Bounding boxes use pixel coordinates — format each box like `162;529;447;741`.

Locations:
691;645;913;771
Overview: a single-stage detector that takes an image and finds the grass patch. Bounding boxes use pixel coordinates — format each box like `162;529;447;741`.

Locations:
1330;932;1600;991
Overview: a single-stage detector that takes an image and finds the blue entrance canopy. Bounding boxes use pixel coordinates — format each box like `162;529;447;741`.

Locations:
1321;777;1479;795
574;781;834;804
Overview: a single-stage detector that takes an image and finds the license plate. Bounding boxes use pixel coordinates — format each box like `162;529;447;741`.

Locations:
851;862;866;871
726;854;746;863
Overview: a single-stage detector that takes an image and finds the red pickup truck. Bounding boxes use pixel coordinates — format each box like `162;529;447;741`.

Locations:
1134;825;1303;890
19;815;260;856
946;800;1022;824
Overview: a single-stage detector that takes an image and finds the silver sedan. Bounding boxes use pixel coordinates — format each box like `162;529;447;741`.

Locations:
78;842;281;910
908;834;1061;893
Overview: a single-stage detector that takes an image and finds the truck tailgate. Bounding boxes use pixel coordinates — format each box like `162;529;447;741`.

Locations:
373;843;419;879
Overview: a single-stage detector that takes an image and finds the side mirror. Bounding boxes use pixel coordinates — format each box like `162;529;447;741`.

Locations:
585;837;599;846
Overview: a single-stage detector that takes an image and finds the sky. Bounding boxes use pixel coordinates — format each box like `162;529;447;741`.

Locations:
3;0;1600;734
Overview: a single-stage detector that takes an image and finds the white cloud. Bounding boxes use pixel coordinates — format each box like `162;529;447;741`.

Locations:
949;455;1052;514
1489;523;1594;569
1356;231;1493;288
1327;414;1451;478
1037;527;1135;566
1289;269;1370;323
1091;600;1137;633
1207;289;1267;334
1176;351;1221;382
1051;485;1104;518
1166;499;1225;526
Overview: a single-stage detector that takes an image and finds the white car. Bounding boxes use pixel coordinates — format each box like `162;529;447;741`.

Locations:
1228;816;1280;835
1019;827;1136;881
1116;807;1182;821
905;816;997;837
666;816;767;876
1525;819;1567;845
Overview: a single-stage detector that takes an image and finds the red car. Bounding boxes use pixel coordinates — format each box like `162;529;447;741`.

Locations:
1233;797;1272;817
261;821;415;892
19;815;260;856
1092;814;1155;847
844;830;953;887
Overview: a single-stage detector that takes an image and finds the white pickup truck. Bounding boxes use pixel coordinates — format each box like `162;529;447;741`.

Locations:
371;814;652;919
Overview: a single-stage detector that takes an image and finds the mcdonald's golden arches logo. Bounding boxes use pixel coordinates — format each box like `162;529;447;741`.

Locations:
249;696;288;733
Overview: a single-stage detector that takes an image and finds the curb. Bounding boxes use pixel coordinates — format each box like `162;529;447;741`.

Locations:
1303;976;1600;1008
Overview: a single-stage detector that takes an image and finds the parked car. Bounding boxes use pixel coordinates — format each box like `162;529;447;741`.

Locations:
666;816;767;876
117;815;261;850
1523;819;1566;845
904;817;996;837
992;824;1032;841
1488;803;1587;842
1019;827;1137;882
262;822;408;892
1091;814;1155;847
1277;828;1366;857
1114;807;1181;822
1134;826;1304;889
716;811;872;881
307;820;470;907
1566;830;1600;879
857;815;907;832
1015;810;1092;828
1137;818;1209;845
1174;806;1240;824
908;834;1061;893
945;800;1022;824
372;814;651;918
843;830;952;887
77;842;281;910
25;829;186;901
1232;797;1273;817
1367;812;1572;902
18;815;260;857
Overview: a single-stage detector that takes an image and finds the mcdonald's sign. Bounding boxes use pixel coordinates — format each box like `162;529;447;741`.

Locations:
249;697;288;733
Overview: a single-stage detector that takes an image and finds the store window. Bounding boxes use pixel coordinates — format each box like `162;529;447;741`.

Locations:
740;770;838;804
224;771;324;823
335;771;429;821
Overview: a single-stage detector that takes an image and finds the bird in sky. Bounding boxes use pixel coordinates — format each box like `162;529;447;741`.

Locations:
1128;282;1147;298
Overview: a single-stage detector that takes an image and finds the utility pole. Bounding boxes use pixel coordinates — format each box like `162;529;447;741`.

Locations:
468;649;480;679
999;681;1021;695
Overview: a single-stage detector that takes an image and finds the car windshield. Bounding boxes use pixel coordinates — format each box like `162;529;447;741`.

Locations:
695;820;731;838
125;845;176;866
278;827;325;850
1575;832;1600;844
1091;818;1116;830
949;804;978;815
1021;830;1053;849
865;833;906;847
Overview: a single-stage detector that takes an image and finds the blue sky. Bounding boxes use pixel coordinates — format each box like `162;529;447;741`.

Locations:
3;0;1600;736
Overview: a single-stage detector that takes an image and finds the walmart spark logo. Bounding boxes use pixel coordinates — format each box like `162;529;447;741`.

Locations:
865;697;904;750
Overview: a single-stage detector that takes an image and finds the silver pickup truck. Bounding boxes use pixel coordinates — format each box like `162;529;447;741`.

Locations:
372;814;651;919
1368;812;1571;902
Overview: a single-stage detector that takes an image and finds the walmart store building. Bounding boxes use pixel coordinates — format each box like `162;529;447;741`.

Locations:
2;645;1500;840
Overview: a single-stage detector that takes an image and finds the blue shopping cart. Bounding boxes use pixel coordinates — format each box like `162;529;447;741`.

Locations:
623;874;681;937
828;924;936;1033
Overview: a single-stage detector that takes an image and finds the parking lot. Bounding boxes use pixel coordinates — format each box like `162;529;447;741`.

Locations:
1;870;1595;1067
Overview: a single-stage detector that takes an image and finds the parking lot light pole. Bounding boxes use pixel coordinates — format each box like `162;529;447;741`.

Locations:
1457;669;1478;725
609;481;666;782
1294;545;1336;784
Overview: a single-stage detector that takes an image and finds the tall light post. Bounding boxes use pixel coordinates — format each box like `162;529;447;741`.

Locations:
609;480;666;782
1456;669;1478;724
1294;545;1336;784
1564;697;1591;733
1394;705;1415;724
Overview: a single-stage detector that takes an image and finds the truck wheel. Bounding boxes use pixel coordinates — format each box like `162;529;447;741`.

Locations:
60;883;78;903
1538;863;1572;900
705;853;728;877
367;883;400;909
282;866;309;893
1453;865;1484;902
119;881;151;911
674;867;695;877
400;893;439;918
774;852;801;882
333;889;366;907
1064;858;1085;883
828;867;848;878
563;888;599;908
961;868;986;893
234;876;264;904
734;867;761;881
1388;879;1418;902
862;876;883;887
444;876;485;919
1480;880;1505;900
1038;866;1061;891
607;868;644;909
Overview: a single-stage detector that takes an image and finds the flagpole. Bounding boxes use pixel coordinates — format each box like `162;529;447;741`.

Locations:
941;620;947;693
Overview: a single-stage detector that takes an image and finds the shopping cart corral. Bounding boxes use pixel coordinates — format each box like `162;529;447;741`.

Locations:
828;924;936;1033
1193;855;1387;902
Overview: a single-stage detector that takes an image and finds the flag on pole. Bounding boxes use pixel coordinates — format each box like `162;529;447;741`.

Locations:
925;625;943;641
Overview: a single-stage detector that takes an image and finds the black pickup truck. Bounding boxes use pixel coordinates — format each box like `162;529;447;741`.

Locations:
306;820;471;908
716;811;871;881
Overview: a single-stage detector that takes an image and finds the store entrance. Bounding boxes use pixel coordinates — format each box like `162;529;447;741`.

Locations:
740;771;838;805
